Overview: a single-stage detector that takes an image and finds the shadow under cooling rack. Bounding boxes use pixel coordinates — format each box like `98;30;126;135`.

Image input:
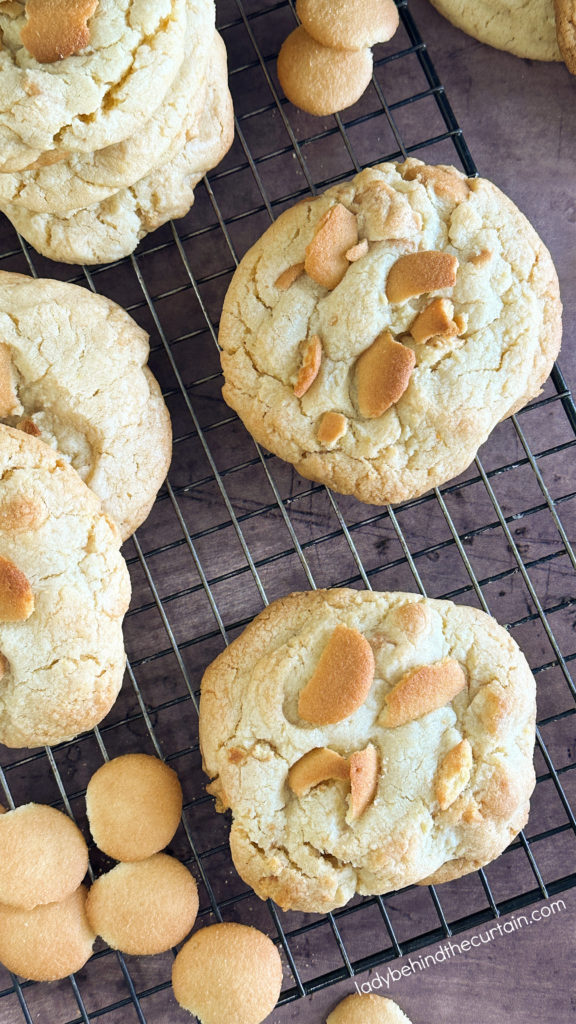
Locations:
0;1;575;1021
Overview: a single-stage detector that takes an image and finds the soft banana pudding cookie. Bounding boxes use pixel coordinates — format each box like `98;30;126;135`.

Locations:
0;0;214;171
219;159;561;505
4;32;234;264
0;271;171;539
0;424;130;748
200;589;536;913
0;26;220;215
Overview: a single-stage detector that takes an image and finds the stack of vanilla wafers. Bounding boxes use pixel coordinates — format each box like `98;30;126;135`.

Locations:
0;0;234;264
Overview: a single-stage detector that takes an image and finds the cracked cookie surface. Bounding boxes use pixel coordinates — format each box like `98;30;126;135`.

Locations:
0;424;130;748
0;271;172;539
200;588;536;913
218;159;561;505
3;31;234;264
428;0;562;61
0;0;214;171
0;24;218;214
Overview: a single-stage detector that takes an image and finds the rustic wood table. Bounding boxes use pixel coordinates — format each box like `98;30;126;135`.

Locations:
0;2;574;1022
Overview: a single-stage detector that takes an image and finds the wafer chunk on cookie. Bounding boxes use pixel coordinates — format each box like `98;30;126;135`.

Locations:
219;159;561;505
200;588;536;913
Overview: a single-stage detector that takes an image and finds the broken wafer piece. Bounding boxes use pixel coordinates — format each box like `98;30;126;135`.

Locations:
298;623;375;724
435;737;473;810
410;297;465;344
379;657;466;728
386;251;458;304
346;238;369;262
305;203;359;290
317;411;347;445
0;556;34;621
348;743;379;819
294;335;322;397
355;330;415;418
21;0;99;64
275;262;305;290
402;162;470;203
469;249;493;267
288;747;349;796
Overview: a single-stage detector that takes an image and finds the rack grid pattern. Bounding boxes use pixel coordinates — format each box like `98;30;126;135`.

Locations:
0;1;575;1021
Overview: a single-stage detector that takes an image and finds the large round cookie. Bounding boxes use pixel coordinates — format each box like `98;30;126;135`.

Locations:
0;0;215;172
0;425;130;748
0;26;218;214
428;0;562;61
3;32;234;265
0;271;172;540
218;159;561;505
200;589;536;913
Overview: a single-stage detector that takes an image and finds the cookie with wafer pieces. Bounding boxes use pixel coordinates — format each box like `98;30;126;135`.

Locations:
554;0;576;73
200;588;536;913
0;424;130;748
0;270;171;540
218;159;561;505
0;0;214;171
2;32;234;264
0;26;220;214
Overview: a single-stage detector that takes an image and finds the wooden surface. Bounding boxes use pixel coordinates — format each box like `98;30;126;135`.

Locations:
0;2;574;1023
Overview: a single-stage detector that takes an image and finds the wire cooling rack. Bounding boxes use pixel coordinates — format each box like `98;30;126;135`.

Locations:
0;1;575;1021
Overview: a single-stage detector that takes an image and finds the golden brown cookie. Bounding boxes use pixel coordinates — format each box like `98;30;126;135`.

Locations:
327;994;413;1023
0;803;88;909
86;753;183;861
172;923;283;1024
86;854;199;955
218;159;562;506
277;26;373;116
0;271;172;541
296;0;399;50
200;589;537;914
0;885;95;981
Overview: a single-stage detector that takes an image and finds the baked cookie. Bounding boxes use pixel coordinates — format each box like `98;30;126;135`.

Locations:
327;994;413;1024
218;159;561;505
296;0;399;51
0;0;215;172
428;0;562;62
86;854;199;955
277;26;373;116
554;0;576;72
200;589;536;913
2;33;234;264
0;885;95;981
0;424;130;749
0;271;172;540
0;28;221;215
0;803;88;908
172;923;283;1024
86;753;183;860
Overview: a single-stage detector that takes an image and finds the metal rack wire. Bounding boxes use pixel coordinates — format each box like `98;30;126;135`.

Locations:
0;0;575;1020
